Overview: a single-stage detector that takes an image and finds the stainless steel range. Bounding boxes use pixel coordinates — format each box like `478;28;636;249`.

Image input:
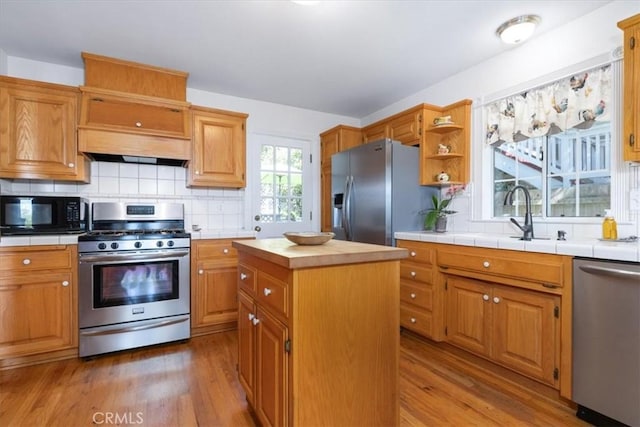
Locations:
78;202;190;357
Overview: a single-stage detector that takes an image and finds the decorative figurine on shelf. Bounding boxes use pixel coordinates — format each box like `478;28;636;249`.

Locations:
437;144;451;154
437;171;450;182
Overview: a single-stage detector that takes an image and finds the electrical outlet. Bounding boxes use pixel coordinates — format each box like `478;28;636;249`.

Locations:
630;189;640;212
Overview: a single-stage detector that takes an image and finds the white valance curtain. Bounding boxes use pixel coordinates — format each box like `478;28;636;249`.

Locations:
484;64;612;145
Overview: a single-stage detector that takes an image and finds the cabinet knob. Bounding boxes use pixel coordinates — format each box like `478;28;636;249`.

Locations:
493;296;500;304
483;261;490;268
252;317;260;326
62;280;69;287
410;271;416;278
410;318;417;324
195;171;200;175
410;251;417;257
240;273;248;280
483;294;489;301
22;258;31;265
135;121;142;127
223;248;229;254
198;269;204;275
410;293;416;299
263;288;272;296
248;313;255;321
68;162;75;168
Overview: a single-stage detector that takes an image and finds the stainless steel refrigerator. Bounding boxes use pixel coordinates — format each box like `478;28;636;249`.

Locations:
331;138;436;246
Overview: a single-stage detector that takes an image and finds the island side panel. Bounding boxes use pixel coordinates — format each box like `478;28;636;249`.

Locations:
291;260;400;427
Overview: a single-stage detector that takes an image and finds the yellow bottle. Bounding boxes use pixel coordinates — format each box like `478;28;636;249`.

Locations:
602;210;618;240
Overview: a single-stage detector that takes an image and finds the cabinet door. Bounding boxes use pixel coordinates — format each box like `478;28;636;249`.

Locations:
192;258;238;329
362;122;388;143
0;81;88;181
446;276;491;357
492;285;559;386
238;291;256;405
389;109;422;145
188;109;247;188
255;308;288;427
0;272;74;358
620;18;640;161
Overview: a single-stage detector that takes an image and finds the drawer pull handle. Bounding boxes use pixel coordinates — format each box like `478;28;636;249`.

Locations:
410;317;417;324
263;288;272;296
68;162;75;168
410;251;416;257
483;261;490;268
62;280;69;287
410;271;417;277
22;258;31;265
252;317;260;326
493;296;500;304
135;121;142;127
483;294;489;301
198;269;204;275
248;313;255;321
223;248;229;254
542;283;559;289
240;273;248;280
410;293;416;299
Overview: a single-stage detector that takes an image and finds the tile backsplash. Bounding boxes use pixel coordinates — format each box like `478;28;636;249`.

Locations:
0;162;246;232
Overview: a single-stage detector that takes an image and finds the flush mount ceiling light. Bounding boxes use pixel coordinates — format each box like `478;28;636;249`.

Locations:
496;15;541;44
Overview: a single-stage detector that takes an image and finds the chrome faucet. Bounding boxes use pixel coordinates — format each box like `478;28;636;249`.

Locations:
504;185;534;241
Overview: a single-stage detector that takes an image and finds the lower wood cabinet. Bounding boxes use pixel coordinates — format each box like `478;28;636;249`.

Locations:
0;245;78;369
190;238;251;336
446;275;560;387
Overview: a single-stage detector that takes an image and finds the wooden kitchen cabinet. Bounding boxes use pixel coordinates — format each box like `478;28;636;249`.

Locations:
319;125;362;231
234;239;402;426
362;121;388;143
389;106;424;146
188;106;248;188
420;99;472;185
446;275;560;387
0;76;90;182
396;240;445;341
0;245;78;369
191;238;251;336
618;14;640;162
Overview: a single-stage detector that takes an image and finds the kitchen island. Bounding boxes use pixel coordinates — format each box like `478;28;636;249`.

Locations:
232;238;407;427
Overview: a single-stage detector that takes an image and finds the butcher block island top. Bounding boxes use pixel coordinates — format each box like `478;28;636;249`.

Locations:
233;237;403;426
231;237;408;269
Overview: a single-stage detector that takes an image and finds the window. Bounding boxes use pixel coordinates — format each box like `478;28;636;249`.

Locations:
259;144;303;223
486;64;615;219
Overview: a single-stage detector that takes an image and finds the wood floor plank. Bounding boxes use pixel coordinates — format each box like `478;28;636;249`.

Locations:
0;330;587;426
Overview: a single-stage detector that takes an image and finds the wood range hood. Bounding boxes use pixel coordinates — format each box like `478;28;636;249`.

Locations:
77;52;192;167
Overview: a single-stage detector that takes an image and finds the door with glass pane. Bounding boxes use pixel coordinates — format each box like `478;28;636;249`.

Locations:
250;134;312;237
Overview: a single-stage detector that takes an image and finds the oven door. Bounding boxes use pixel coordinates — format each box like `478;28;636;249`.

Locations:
78;249;190;329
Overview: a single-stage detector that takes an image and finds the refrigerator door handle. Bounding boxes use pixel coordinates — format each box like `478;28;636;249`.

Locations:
344;175;353;241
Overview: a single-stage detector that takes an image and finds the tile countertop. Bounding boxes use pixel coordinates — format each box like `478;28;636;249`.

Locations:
394;231;640;263
0;230;256;247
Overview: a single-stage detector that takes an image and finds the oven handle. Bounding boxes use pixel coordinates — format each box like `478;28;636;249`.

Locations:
79;250;189;263
79;317;189;336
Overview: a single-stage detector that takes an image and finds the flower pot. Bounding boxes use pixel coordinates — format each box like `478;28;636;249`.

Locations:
435;216;447;233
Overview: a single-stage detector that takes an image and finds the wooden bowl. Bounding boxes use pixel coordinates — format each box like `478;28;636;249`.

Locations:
283;232;335;245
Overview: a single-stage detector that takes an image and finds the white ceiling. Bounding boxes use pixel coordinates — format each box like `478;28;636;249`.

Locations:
0;0;613;118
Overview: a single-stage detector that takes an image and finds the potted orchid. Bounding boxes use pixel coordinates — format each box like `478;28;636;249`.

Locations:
422;184;466;232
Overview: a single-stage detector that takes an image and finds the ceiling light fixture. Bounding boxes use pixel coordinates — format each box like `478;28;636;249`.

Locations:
496;15;541;44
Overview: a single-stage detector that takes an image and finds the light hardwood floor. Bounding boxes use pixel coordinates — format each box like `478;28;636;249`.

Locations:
1;330;587;426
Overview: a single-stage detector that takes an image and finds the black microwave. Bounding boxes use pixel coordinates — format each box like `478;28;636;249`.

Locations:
0;196;88;235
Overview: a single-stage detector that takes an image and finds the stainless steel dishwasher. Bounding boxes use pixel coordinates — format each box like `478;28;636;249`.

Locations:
573;257;640;426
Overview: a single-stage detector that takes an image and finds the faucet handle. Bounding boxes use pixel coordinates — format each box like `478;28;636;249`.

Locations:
557;230;567;241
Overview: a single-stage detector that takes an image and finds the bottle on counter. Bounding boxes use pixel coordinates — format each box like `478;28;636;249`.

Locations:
602;209;618;240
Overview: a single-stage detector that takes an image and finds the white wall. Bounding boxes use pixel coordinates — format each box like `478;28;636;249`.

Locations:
2;57;359;233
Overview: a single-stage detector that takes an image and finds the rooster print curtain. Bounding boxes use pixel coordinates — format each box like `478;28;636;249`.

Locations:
485;65;611;145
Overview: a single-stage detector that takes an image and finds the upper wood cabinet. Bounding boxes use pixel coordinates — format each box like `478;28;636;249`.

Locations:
188;106;248;188
0;76;90;182
389;106;424;145
362;121;388;143
618;14;640;162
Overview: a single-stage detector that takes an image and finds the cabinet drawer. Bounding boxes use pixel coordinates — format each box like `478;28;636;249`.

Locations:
400;304;432;337
194;240;239;260
238;264;257;295
400;263;433;284
437;246;565;287
397;240;434;265
400;282;432;311
0;247;73;272
257;272;289;321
